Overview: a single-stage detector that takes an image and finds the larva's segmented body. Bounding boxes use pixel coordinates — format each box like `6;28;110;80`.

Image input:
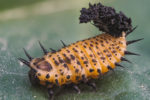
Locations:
18;2;143;100
30;33;126;87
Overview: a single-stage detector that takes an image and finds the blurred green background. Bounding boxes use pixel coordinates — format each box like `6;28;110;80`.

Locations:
0;0;150;100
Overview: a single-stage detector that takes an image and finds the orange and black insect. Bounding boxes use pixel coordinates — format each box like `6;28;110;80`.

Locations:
18;2;143;100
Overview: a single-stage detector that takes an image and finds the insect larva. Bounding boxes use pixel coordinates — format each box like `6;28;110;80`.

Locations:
18;2;143;100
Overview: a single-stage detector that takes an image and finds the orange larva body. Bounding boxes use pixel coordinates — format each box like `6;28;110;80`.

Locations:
30;32;126;87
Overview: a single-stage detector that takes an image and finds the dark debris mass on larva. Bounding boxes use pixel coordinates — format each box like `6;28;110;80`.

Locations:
79;3;132;37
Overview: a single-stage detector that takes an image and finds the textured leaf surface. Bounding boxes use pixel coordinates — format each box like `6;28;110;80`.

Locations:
0;0;150;100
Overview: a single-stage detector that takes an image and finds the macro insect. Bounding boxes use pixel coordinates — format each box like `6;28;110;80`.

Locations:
18;2;143;100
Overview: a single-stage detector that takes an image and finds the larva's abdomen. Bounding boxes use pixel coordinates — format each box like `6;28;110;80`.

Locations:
43;33;126;86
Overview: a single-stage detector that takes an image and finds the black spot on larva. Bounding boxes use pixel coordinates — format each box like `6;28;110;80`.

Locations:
73;48;78;52
89;47;92;50
86;65;88;67
95;42;98;45
90;44;93;47
64;64;69;69
101;57;105;60
59;69;62;72
46;74;50;79
112;50;117;53
97;52;100;55
66;75;70;79
37;73;41;76
90;54;93;57
84;61;88;64
83;45;87;48
96;39;99;41
101;44;104;47
58;57;64;63
81;57;84;60
81;51;83;53
66;50;70;53
116;46;120;49
112;44;115;46
97;69;101;73
70;55;75;60
77;61;81;65
60;72;64;76
75;69;79;73
55;74;58;77
48;55;52;57
89;69;94;72
107;54;111;57
103;50;106;53
63;53;67;57
100;40;103;43
33;62;36;65
54;60;59;66
85;42;88;45
107;65;113;70
92;59;97;63
64;57;71;64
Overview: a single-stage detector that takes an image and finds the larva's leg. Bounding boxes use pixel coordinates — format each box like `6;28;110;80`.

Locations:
73;85;81;94
47;88;54;100
87;81;97;91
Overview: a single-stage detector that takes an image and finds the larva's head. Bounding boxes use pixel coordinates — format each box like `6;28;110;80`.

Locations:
28;58;48;85
79;3;133;37
18;49;53;86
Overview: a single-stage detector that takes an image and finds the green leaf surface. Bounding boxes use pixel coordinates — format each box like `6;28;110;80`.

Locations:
0;0;150;100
